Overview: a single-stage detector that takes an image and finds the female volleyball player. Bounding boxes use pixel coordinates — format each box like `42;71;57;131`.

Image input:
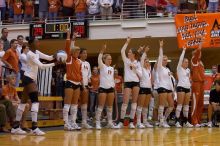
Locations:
157;40;174;128
79;48;93;129
136;46;153;128
11;41;56;135
118;37;142;129
63;30;82;131
95;44;119;129
175;46;194;128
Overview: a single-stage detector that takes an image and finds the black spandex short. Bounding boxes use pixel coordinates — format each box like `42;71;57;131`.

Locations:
98;87;114;93
65;81;81;90
157;87;172;94
139;87;151;95
22;75;35;86
124;82;139;89
176;86;190;93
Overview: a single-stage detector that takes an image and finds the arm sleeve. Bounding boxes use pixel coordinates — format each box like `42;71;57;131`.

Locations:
157;47;163;71
0;51;5;58
2;51;10;62
31;55;55;69
177;49;185;70
140;52;146;67
36;50;54;61
192;49;201;65
65;39;71;55
98;53;105;69
121;42;129;63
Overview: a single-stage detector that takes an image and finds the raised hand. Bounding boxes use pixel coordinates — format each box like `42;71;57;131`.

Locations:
144;45;150;53
182;46;186;51
127;36;131;43
100;44;107;53
159;40;164;48
138;45;145;53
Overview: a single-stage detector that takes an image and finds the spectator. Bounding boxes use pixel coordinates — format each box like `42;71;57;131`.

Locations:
198;0;207;11
2;74;29;129
13;0;23;23
24;0;34;22
100;0;113;20
34;0;39;18
74;0;87;21
2;39;20;87
0;0;7;21
1;28;10;51
89;66;99;118
39;0;48;20
145;0;157;16
123;0;139;18
16;35;23;57
62;0;75;17
113;0;122;14
187;0;198;11
207;80;220;127
166;0;178;16
86;0;100;20
48;0;61;20
179;0;188;12
207;0;219;13
0;39;5;59
8;0;14;22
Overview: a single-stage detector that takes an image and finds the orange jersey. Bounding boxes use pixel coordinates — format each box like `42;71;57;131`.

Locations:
2;84;18;101
65;40;82;83
191;49;205;82
90;74;100;91
75;0;86;13
24;1;34;15
2;48;19;73
13;1;22;15
114;75;123;93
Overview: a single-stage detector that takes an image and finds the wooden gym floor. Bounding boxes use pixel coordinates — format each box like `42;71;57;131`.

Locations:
1;128;220;146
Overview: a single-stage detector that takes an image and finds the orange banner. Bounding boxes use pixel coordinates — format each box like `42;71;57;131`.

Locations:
175;13;220;48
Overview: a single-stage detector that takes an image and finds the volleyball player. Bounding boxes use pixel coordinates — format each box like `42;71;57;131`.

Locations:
157;40;174;128
11;42;56;135
136;46;153;128
95;44;119;129
175;46;193;128
79;48;93;129
63;30;82;131
118;37;142;129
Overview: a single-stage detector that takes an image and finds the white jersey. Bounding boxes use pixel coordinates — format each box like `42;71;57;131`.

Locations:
98;53;115;89
177;50;191;89
152;68;159;90
80;60;91;86
20;53;28;72
140;52;151;88
157;48;173;91
24;50;55;81
121;43;142;82
16;45;22;57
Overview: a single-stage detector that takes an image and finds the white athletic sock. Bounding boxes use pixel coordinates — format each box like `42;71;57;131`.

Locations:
63;104;70;124
69;104;78;123
31;111;38;122
136;106;142;124
81;104;88;124
183;105;189;118
120;103;128;120
107;106;113;125
130;103;137;120
31;103;39;122
95;106;103;122
15;104;26;121
142;107;148;124
164;107;174;121
158;105;164;122
175;104;183;118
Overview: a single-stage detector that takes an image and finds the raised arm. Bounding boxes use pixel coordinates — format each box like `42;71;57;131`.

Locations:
140;46;150;67
98;44;106;69
157;40;164;70
121;37;131;62
177;46;186;69
65;30;77;55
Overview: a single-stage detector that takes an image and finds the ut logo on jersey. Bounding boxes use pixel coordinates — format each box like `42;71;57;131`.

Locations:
108;70;112;75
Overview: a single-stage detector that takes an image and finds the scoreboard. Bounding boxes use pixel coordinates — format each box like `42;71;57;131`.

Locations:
30;21;88;39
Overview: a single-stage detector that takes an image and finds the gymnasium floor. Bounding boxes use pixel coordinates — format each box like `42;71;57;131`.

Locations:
1;127;220;146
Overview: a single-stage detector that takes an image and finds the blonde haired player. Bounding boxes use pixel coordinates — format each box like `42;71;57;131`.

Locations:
95;44;119;129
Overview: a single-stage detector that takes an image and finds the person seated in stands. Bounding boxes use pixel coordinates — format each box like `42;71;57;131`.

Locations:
207;80;220;127
2;74;29;130
99;0;114;20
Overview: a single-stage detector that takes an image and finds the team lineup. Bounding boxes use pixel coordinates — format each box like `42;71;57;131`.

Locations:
2;29;217;136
